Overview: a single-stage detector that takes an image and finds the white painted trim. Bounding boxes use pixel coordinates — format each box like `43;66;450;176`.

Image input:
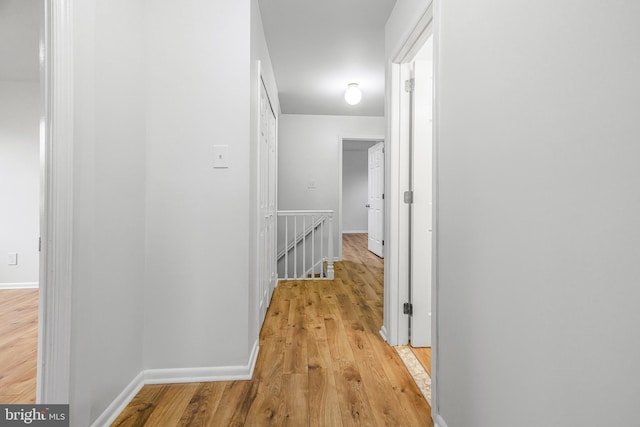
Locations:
91;340;260;426
247;338;260;378
386;0;440;420
379;325;388;342
145;339;260;384
383;61;411;347
392;3;435;63
338;135;385;261
145;365;253;384
0;283;39;289
343;230;368;234
431;0;442;419
434;414;449;427
37;0;73;405
383;63;398;346
254;59;263;341
90;372;145;427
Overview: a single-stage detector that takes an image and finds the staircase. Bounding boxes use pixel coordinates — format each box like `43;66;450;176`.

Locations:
277;210;334;280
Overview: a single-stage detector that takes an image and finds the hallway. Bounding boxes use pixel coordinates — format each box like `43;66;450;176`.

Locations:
113;234;432;426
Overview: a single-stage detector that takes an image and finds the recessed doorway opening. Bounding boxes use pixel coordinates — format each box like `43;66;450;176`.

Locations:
0;0;45;404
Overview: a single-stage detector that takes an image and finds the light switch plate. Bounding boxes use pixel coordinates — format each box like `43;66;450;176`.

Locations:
213;145;229;168
8;253;17;265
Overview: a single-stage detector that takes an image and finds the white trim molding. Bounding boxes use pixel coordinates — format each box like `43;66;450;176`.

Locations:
37;0;74;405
385;0;440;421
145;365;253;385
145;339;260;384
93;340;260;425
0;283;39;290
379;325;389;343
434;414;449;427
89;372;145;427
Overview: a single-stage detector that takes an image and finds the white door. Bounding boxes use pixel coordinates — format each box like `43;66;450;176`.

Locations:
410;58;433;347
259;80;277;324
267;92;277;300
367;142;384;257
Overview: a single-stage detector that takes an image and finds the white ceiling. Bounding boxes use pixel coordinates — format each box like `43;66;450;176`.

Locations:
258;0;396;117
1;0;395;112
0;0;41;82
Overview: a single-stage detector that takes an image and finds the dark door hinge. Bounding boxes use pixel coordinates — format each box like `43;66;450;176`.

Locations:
403;302;413;315
382;240;385;246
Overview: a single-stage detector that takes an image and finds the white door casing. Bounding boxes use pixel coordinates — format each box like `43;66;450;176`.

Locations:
410;57;434;347
383;2;436;421
368;142;385;257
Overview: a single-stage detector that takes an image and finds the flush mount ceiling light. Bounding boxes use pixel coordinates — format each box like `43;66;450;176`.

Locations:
344;83;362;105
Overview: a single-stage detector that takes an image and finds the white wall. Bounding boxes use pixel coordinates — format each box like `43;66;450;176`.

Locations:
144;0;252;371
0;82;40;285
342;148;372;233
387;0;640;425
70;0;147;424
66;1;280;424
278;114;385;258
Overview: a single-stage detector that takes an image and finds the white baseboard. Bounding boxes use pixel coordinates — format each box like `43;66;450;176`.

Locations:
247;338;260;377
92;340;260;426
90;371;144;427
379;326;389;343
0;282;39;290
343;230;368;234
145;340;260;384
434;414;449;427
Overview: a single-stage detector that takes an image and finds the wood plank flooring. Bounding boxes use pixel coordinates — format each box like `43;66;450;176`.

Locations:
411;347;432;377
0;289;38;404
113;234;433;426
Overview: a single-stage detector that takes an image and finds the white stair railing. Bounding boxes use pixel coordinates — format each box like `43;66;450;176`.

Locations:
277;210;334;280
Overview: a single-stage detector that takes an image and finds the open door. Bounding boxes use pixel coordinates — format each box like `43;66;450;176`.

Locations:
409;46;434;347
367;142;385;257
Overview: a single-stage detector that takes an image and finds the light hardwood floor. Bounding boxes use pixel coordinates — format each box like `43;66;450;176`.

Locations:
113;233;433;426
0;288;38;404
411;347;432;377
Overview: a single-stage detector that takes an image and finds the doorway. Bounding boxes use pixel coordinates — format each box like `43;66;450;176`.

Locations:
0;0;44;403
408;36;434;348
339;136;385;260
383;2;437;418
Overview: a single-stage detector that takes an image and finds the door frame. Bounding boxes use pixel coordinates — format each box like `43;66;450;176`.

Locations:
337;135;384;261
409;55;434;348
36;0;73;404
383;0;440;420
